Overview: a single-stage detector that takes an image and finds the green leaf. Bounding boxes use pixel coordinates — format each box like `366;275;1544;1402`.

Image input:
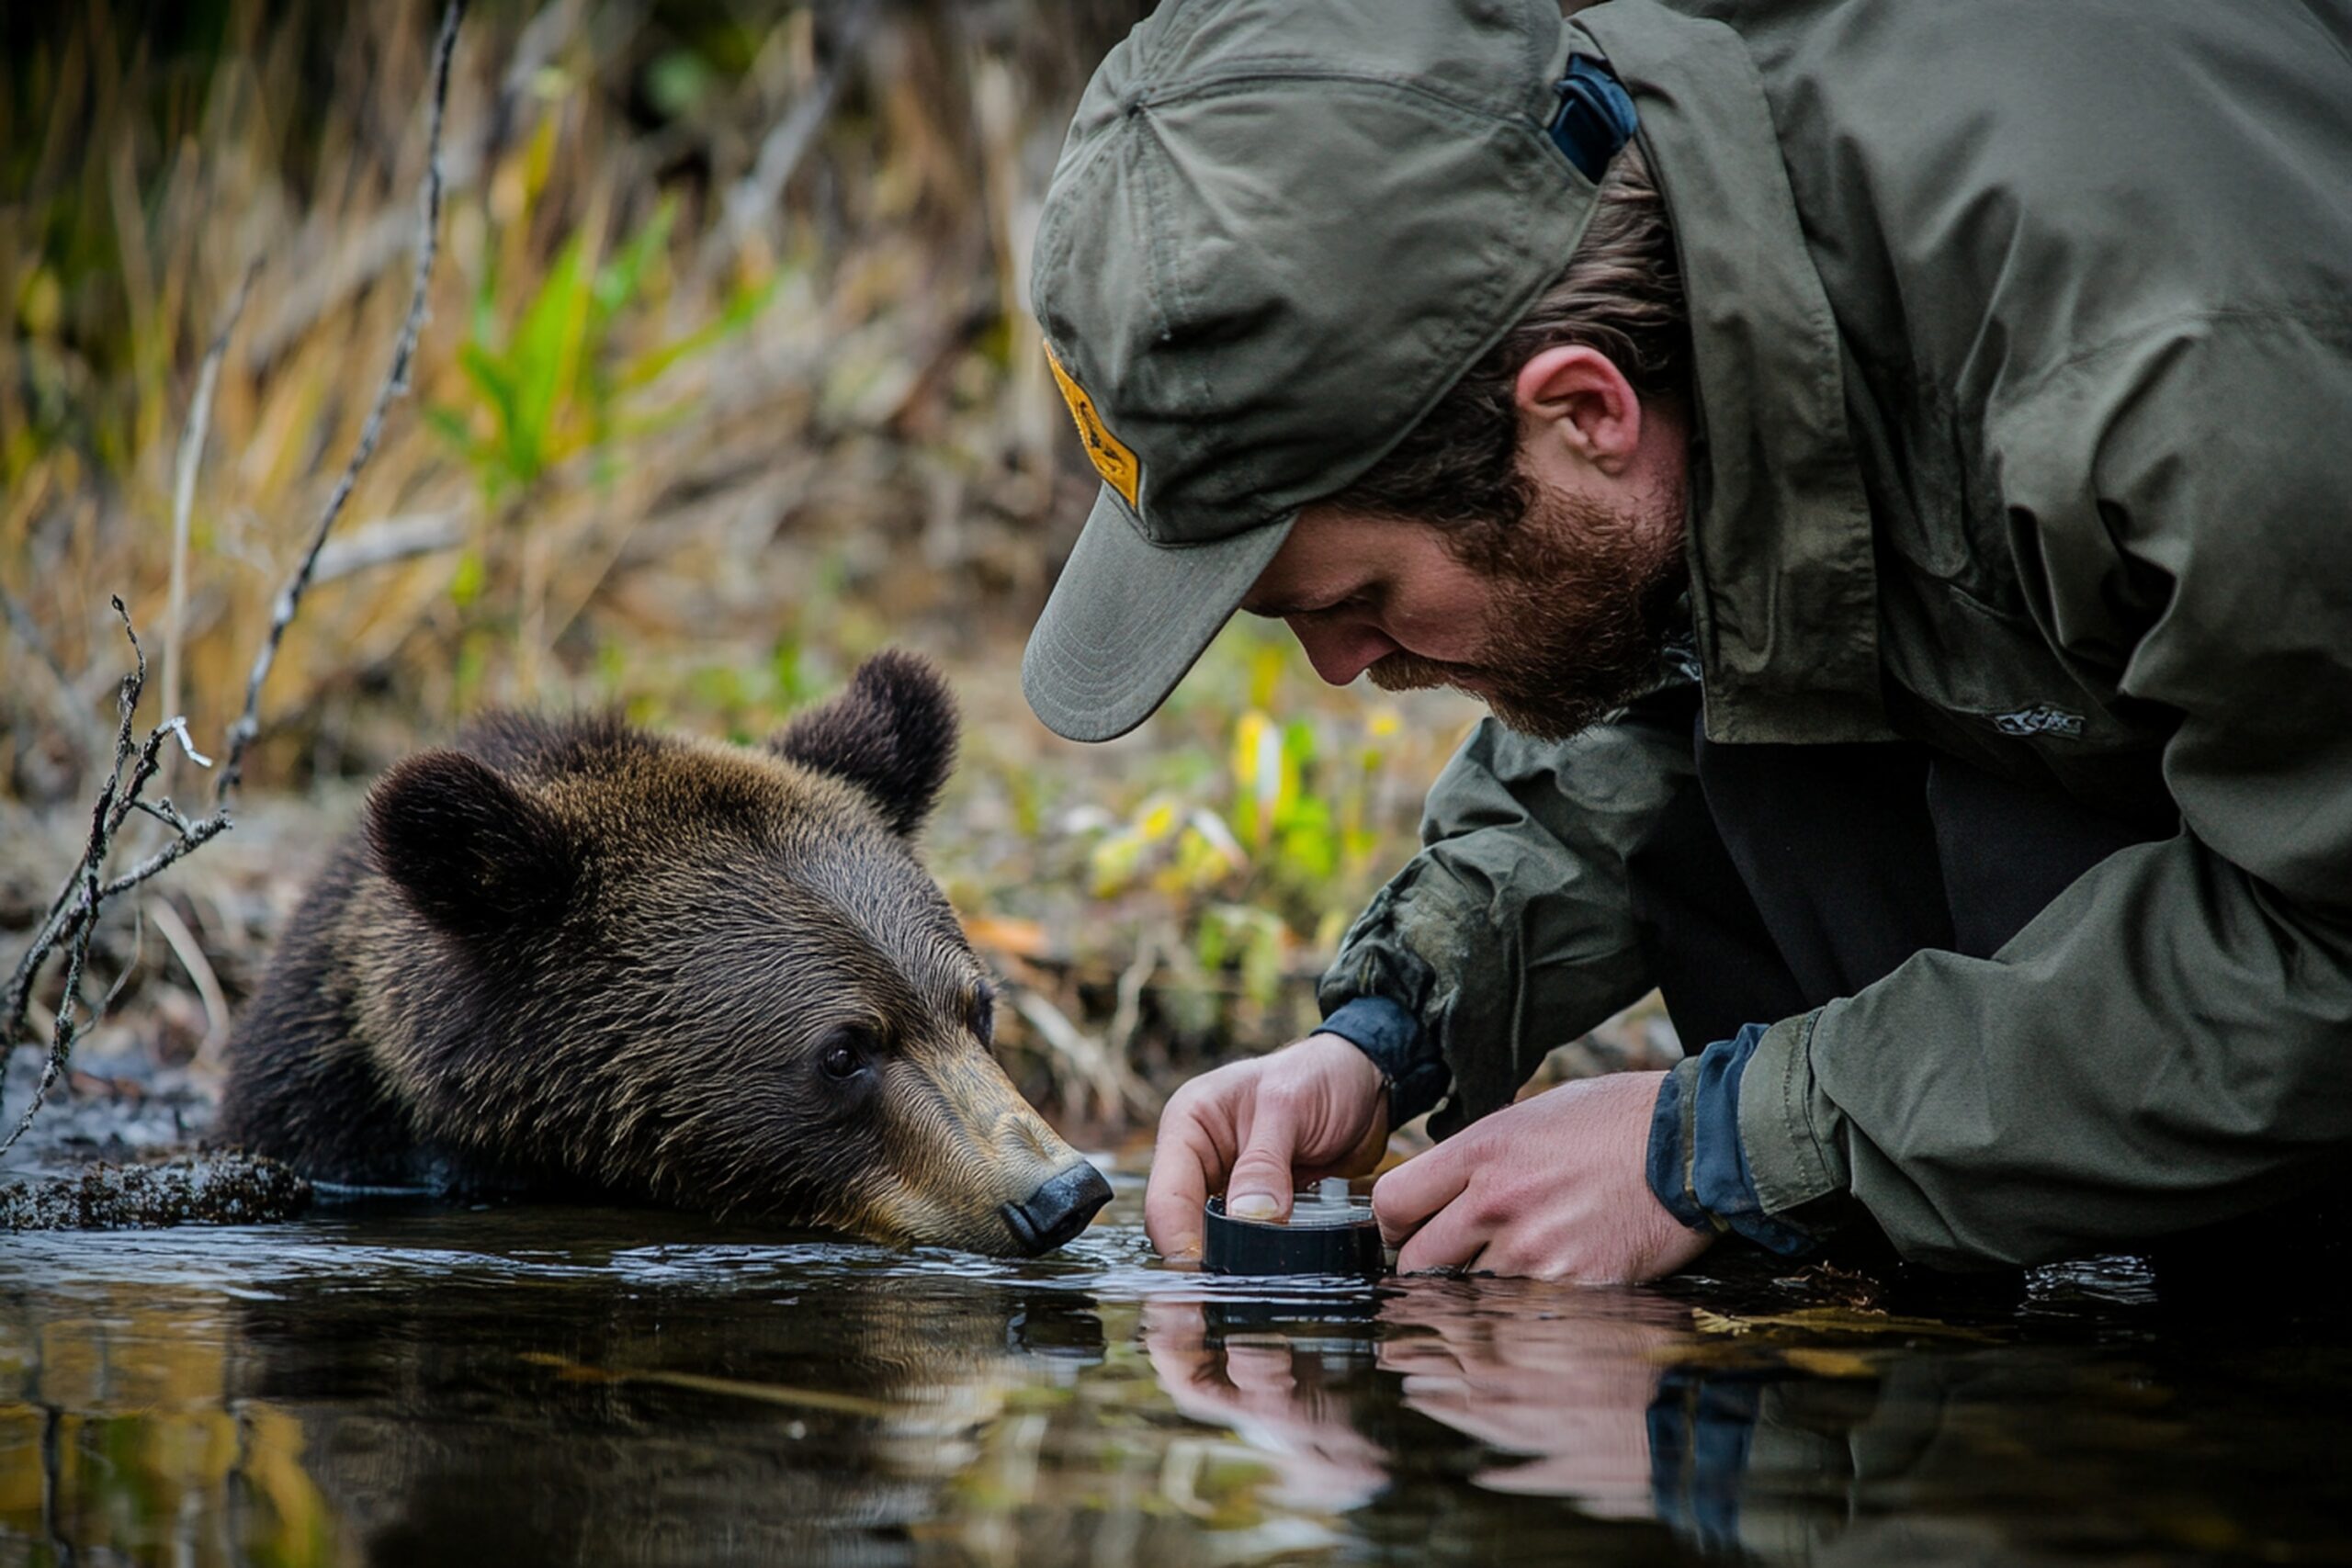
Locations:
457;344;519;427
592;197;676;325
507;231;594;482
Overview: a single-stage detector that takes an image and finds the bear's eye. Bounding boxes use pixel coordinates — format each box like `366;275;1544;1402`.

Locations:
820;1027;873;1082
967;987;995;1045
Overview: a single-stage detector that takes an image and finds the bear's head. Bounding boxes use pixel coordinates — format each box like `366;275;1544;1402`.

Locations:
358;651;1111;1257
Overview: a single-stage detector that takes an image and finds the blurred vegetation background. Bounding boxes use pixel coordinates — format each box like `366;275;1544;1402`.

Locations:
1;0;1666;1148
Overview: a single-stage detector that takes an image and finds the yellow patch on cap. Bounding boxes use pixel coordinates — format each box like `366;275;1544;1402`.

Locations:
1045;344;1140;509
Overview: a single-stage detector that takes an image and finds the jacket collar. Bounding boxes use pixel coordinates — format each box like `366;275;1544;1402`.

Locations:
1577;1;1893;743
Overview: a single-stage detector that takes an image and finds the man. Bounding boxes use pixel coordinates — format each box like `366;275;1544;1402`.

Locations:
1021;0;2352;1280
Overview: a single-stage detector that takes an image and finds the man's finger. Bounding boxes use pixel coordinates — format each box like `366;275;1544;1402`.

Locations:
1224;1085;1306;1222
1372;1140;1475;1248
1395;1197;1490;1276
1143;1097;1230;1260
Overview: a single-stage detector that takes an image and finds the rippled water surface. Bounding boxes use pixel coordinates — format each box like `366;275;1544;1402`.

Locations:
5;1173;2349;1566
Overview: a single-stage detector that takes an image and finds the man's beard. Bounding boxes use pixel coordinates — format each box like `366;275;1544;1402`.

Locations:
1366;482;1688;742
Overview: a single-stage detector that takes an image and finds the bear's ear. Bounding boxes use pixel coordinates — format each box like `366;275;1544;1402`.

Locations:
772;650;958;837
365;750;579;939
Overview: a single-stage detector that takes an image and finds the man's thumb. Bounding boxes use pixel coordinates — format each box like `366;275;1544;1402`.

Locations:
1226;1143;1296;1223
1232;1100;1307;1222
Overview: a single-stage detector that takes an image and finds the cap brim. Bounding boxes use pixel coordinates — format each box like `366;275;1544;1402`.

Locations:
1023;486;1296;742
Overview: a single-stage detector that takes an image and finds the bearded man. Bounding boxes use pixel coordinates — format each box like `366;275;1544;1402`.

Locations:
1021;0;2352;1279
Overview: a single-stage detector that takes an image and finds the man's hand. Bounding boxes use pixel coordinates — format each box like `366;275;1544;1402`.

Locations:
1372;1070;1713;1283
1143;1032;1390;1261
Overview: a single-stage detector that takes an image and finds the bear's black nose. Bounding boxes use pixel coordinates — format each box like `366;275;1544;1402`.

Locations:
1001;1162;1114;1256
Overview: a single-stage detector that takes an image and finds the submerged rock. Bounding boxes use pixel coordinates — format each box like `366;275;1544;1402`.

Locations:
1;1151;311;1231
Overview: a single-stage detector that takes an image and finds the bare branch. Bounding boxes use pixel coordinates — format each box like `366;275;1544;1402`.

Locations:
2;602;149;1153
162;256;263;760
214;0;467;809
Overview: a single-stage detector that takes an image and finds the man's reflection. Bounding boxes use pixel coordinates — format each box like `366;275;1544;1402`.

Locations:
1135;1274;2318;1568
1143;1297;1392;1512
1142;1280;1680;1524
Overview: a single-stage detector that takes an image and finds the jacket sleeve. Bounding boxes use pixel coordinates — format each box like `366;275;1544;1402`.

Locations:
1317;682;1696;1136
1739;313;2352;1268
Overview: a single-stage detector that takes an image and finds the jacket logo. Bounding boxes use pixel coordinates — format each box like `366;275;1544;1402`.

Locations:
1989;704;2086;739
1044;344;1140;509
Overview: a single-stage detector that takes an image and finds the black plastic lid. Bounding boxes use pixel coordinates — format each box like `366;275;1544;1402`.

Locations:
1202;1190;1385;1279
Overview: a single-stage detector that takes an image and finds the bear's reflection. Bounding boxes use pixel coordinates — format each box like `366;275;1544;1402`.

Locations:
220;1243;1106;1566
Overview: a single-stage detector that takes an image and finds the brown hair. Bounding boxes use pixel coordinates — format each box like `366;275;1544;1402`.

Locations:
1333;141;1687;533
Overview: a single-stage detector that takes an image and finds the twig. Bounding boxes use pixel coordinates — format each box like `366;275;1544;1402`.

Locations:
2;602;154;1151
216;0;466;809
162;256;263;775
0;1;469;1156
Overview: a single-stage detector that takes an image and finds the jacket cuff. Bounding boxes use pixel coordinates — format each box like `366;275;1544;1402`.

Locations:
1646;1024;1820;1257
1318;996;1452;1126
1736;1010;1849;1216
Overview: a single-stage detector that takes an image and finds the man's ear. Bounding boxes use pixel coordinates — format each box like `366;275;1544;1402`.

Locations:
366;750;579;939
1513;344;1644;475
772;650;959;837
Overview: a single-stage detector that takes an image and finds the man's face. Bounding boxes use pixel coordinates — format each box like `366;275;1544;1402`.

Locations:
1240;461;1689;742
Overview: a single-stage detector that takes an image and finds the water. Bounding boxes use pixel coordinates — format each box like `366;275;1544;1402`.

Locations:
5;1173;2349;1566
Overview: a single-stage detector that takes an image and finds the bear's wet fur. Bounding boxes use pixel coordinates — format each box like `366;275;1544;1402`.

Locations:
215;652;1110;1255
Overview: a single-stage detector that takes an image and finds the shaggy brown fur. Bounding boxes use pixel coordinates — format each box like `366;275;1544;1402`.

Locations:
215;652;1107;1255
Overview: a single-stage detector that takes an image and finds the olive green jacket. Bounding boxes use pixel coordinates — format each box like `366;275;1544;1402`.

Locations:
1320;0;2352;1268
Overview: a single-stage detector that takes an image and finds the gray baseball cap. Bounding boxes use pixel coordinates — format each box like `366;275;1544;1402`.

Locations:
1022;0;1611;741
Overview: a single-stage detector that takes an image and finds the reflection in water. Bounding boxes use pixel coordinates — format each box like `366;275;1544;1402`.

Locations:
4;1198;2350;1566
1141;1267;2352;1567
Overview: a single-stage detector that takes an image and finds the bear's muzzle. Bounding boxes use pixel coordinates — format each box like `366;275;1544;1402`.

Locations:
999;1162;1114;1256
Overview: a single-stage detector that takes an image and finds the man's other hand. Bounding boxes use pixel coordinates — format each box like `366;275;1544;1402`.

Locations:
1143;1032;1390;1261
1372;1070;1713;1284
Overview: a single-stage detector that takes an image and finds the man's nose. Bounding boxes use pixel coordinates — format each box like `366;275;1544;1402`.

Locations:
1000;1162;1114;1256
1287;616;1397;686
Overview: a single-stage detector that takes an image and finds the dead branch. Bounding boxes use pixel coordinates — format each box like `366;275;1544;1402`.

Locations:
0;604;209;1151
162;256;263;765
0;0;469;1156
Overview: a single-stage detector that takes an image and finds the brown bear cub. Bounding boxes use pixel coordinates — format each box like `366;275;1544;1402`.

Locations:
216;652;1112;1257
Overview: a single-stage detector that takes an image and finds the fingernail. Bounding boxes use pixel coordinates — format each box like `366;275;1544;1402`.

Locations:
1170;1234;1202;1260
1228;1192;1280;1222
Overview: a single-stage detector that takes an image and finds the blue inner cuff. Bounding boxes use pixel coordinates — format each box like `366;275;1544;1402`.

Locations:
1647;1024;1818;1257
1318;996;1451;1125
1648;1371;1761;1556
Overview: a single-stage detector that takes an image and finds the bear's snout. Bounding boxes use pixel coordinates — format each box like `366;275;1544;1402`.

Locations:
1000;1162;1114;1256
